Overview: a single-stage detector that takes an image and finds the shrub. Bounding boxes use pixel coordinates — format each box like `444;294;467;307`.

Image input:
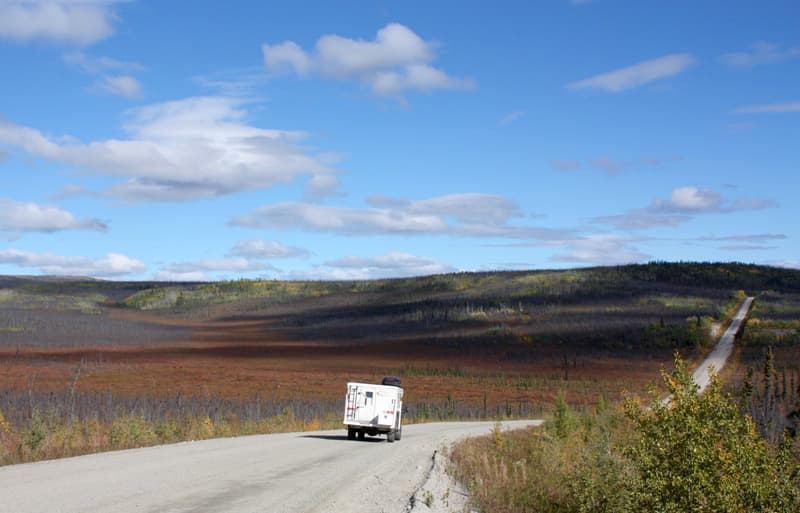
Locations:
109;415;157;448
452;354;800;513
624;354;799;512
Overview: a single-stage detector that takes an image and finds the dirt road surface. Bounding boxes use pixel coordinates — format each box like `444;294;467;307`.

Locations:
661;296;754;406
0;420;540;513
691;297;753;392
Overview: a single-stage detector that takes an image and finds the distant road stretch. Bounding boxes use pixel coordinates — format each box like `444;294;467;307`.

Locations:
661;296;754;406
692;296;754;392
0;420;541;513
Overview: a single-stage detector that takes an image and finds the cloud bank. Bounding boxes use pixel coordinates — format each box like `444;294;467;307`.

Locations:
230;239;308;259
0;248;144;277
550;235;650;264
0;198;106;233
0;1;117;46
0;96;337;202
232;193;570;240
291;252;456;280
594;186;777;230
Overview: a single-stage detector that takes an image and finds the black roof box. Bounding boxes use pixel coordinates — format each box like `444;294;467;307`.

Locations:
381;376;402;388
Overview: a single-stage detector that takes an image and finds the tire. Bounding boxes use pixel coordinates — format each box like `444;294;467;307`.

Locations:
357;430;365;440
347;428;356;440
387;430;395;443
394;412;402;441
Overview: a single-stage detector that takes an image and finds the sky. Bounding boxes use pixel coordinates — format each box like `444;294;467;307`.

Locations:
0;0;797;281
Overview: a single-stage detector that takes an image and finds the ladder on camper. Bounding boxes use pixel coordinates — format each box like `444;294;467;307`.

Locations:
345;385;358;421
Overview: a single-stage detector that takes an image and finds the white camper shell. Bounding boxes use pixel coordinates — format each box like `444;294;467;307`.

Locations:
343;379;403;442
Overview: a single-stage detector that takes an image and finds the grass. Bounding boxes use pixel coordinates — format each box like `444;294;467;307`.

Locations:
0;404;344;465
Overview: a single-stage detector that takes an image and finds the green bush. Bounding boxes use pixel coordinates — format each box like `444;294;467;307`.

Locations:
624;355;799;512
109;415;157;448
452;354;800;513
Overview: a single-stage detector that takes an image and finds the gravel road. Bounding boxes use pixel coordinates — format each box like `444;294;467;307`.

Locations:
691;296;753;392
0;420;540;513
661;296;754;406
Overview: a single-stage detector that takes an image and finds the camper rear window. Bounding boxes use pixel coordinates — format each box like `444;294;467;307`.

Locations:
366;392;373;398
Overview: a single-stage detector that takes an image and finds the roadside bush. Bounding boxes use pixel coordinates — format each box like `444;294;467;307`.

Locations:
624;355;799;512
451;354;800;513
109;415;157;448
23;409;48;456
0;407;12;464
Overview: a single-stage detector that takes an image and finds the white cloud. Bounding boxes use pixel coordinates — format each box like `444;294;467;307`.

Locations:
159;257;274;275
262;23;475;96
0;96;337;202
734;101;800;114
304;173;343;200
478;262;532;272
155;240;308;281
325;252;455;278
292;252;455;280
594;186;777;231
0;248;145;277
234;202;446;234
722;42;800;68
0;1;117;46
567;54;694;92
405;193;522;224
231;193;570;240
664;186;721;210
94;74;142;98
551;235;649;264
593;210;689;231
229;239;308;259
153;270;208;282
0;197;106;233
262;41;312;76
653;187;776;213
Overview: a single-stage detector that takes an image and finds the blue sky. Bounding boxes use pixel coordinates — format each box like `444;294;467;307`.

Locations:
0;0;797;280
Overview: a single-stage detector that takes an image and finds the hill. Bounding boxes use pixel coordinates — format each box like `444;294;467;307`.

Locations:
0;262;798;464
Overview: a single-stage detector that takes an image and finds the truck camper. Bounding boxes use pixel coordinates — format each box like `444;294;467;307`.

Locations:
343;376;403;442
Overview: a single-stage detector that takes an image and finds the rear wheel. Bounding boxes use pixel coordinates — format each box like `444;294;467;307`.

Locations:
357;430;365;440
394;413;402;441
387;430;395;443
347;428;356;440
